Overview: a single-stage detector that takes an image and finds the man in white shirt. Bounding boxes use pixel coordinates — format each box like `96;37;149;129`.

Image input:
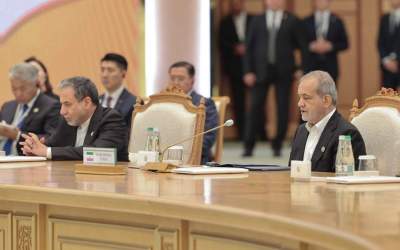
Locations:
219;0;254;140
243;0;307;157
303;0;349;82
0;63;59;155
99;53;136;129
21;77;128;161
289;70;366;172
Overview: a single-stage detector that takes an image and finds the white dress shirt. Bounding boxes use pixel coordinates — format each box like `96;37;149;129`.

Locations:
315;10;330;38
0;89;40;155
303;109;336;161
233;11;247;42
266;10;283;31
46;115;92;159
102;85;125;109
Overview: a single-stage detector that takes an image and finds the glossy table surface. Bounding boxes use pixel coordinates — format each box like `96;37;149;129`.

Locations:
0;161;399;249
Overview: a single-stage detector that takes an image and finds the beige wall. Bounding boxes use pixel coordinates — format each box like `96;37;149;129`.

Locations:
0;0;145;105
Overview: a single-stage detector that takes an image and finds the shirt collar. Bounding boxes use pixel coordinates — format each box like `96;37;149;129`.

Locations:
21;89;40;110
105;84;125;101
234;11;246;19
266;9;283;16
305;108;336;133
79;114;92;131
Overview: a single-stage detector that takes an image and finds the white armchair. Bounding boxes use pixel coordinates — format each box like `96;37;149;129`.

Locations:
129;86;206;165
350;88;400;176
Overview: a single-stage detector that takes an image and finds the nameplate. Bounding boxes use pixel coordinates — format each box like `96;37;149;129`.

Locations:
290;160;311;179
83;147;116;165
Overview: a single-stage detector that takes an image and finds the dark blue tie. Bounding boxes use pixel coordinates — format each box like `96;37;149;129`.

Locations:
3;104;29;155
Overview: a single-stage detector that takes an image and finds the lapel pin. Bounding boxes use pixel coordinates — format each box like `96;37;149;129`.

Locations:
321;146;326;153
33;107;39;113
90;131;94;136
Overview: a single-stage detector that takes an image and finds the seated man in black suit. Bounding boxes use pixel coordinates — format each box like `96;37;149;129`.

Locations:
20;77;128;161
168;61;218;164
289;70;366;172
0;63;59;155
99;53;136;128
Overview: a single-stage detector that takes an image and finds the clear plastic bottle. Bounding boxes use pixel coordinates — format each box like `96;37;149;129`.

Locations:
145;127;154;151
152;128;161;153
335;135;355;176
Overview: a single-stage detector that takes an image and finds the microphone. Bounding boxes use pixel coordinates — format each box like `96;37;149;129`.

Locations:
143;119;234;172
160;119;234;160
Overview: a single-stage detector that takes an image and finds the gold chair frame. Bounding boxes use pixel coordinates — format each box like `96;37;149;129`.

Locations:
211;96;230;163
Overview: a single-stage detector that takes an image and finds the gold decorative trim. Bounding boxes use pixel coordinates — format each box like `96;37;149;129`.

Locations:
349;88;400;121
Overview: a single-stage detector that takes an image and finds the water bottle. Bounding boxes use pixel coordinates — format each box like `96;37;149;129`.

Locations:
335;135;355;176
152;128;161;153
145;127;154;151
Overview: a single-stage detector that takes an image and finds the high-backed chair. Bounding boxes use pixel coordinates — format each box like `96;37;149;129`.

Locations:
211;96;230;163
350;88;400;176
129;86;206;165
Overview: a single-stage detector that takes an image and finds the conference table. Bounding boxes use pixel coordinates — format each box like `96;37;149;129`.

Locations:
0;161;398;250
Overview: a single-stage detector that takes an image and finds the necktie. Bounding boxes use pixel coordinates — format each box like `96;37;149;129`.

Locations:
106;96;113;108
316;13;324;38
268;11;277;64
3;104;29;155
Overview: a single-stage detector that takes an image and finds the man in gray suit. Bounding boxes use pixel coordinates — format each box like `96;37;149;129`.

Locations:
0;63;59;155
21;77;128;161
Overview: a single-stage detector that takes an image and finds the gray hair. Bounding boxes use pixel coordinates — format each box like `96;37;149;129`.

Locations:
300;70;337;106
9;63;38;85
59;77;99;105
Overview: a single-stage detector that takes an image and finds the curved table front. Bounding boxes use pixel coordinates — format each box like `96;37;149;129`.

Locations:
0;161;397;250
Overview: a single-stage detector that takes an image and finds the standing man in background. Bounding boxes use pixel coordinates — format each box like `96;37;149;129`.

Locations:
303;0;349;83
243;0;307;157
378;0;400;90
219;0;254;140
99;53;137;129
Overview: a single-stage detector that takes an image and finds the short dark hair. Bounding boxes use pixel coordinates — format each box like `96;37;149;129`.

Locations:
101;53;128;71
59;77;99;105
169;61;195;77
24;56;54;93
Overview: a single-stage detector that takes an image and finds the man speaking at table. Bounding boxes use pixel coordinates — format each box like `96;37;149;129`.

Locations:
20;76;128;161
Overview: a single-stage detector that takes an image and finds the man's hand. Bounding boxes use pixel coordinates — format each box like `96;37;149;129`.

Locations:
243;73;257;87
20;133;48;157
0;124;19;140
383;59;399;73
310;38;333;54
234;43;246;56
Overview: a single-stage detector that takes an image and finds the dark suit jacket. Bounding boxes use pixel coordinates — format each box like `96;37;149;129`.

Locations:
0;93;60;154
190;91;218;164
46;106;128;161
219;13;253;75
289;111;366;172
303;13;348;80
244;11;307;82
99;88;136;129
378;13;400;67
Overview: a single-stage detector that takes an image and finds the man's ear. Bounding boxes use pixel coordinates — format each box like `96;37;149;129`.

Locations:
323;95;333;107
83;96;92;107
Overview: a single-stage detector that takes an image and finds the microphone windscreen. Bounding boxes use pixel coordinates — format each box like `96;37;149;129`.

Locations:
224;119;234;127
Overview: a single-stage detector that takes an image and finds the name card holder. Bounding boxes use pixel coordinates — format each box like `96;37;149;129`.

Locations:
75;147;126;175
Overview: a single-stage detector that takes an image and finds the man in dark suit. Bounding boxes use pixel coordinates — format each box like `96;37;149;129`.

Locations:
168;61;218;164
377;0;400;90
289;71;366;172
0;63;59;155
243;0;307;157
21;77;128;161
303;0;349;82
99;53;136;129
218;0;254;140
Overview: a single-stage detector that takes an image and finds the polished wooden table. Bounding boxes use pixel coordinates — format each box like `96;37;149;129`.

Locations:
0;161;398;250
